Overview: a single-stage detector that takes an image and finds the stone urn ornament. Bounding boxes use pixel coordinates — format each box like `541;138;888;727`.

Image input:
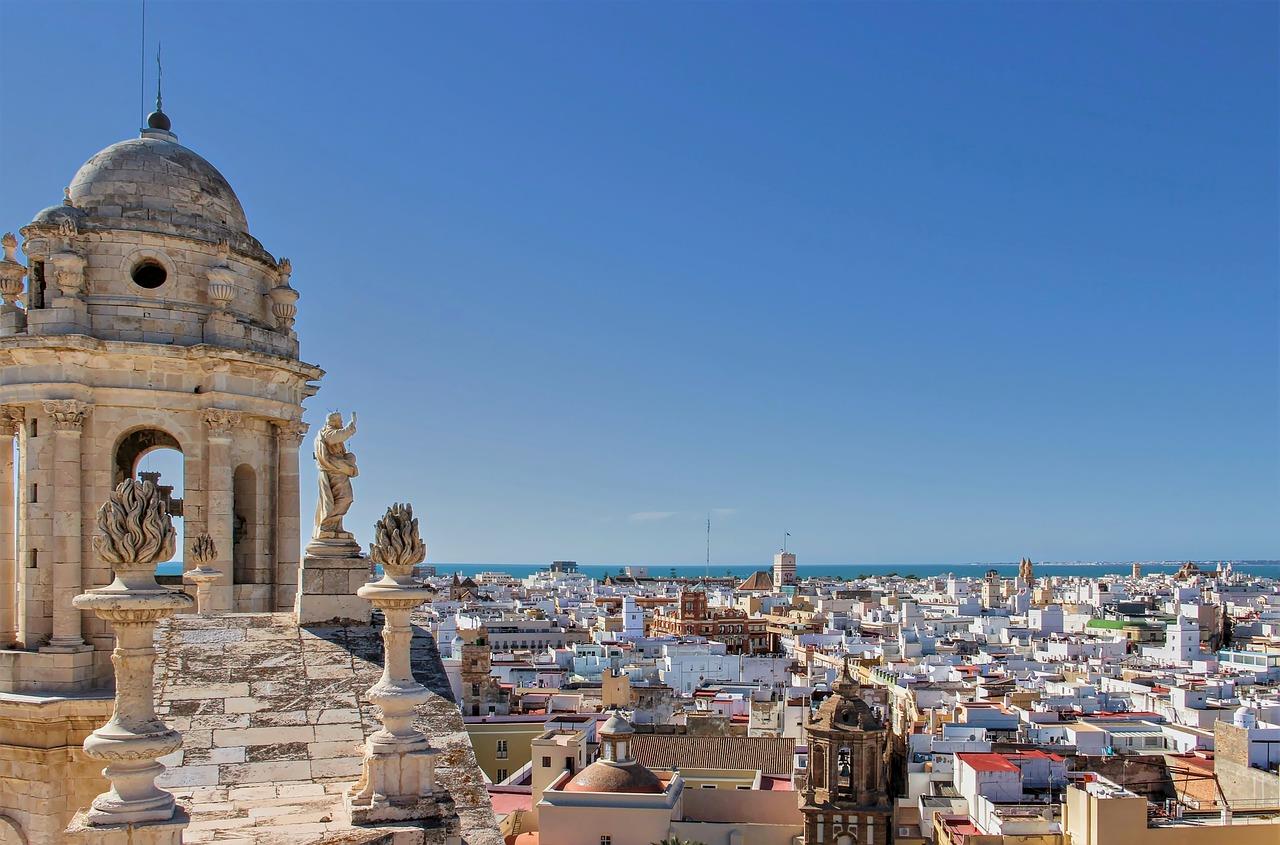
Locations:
347;503;455;828
183;533;221;616
71;480;194;828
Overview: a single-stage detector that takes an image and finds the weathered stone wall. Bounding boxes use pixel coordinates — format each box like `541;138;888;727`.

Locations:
0;694;111;845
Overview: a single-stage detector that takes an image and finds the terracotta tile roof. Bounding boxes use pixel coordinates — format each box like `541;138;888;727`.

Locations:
630;735;796;776
738;570;774;591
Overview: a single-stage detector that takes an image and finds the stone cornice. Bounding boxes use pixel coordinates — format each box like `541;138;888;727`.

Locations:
0;332;323;383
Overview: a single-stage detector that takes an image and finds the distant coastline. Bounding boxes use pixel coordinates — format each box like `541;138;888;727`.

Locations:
155;559;1280;579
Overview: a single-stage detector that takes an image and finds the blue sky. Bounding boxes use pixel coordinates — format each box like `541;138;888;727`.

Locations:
2;2;1276;565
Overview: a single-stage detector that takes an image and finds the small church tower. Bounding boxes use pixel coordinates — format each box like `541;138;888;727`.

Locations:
801;660;894;844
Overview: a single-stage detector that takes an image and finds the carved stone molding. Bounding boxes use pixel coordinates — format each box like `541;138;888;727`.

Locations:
42;399;89;432
273;419;308;448
0;405;25;438
203;408;243;437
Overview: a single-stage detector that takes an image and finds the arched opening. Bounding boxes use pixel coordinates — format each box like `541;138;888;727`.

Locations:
812;744;826;789
115;429;184;574
232;464;257;587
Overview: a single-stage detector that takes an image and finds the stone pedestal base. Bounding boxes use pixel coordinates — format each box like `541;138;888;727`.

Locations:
347;743;450;824
65;806;188;845
295;541;371;625
347;749;457;826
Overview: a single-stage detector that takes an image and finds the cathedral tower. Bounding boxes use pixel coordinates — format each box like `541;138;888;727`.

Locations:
0;107;322;689
801;661;894;844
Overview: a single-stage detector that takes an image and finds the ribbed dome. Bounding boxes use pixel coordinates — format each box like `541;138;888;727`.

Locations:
562;759;665;794
65;133;248;237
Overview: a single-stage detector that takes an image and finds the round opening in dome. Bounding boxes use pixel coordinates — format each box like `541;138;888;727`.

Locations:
131;260;168;289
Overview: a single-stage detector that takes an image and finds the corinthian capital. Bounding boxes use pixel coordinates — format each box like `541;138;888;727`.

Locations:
273;419;308;447
203;408;243;436
0;405;25;437
43;399;89;431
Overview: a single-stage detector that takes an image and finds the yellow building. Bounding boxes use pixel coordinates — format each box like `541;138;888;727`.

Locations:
1061;778;1280;845
465;717;547;783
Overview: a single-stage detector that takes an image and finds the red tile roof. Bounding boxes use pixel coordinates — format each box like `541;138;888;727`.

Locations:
956;752;1020;773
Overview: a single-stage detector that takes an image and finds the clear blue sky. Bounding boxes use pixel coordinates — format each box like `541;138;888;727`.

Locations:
2;2;1276;566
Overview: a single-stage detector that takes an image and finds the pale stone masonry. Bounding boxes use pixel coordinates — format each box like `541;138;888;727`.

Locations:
151;612;500;844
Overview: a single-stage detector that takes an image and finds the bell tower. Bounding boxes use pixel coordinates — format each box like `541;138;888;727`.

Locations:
0;106;322;690
801;660;894;844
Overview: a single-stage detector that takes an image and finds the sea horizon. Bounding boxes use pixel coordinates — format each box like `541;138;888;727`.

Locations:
155;559;1280;579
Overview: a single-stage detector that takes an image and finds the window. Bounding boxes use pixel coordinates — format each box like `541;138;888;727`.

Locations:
701;784;717;789
600;837;611;845
27;419;37;438
496;768;508;781
131;259;167;289
542;756;552;768
29;483;37;503
496;740;508;760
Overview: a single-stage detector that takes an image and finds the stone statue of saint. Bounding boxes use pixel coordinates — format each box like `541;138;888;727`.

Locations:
313;411;358;539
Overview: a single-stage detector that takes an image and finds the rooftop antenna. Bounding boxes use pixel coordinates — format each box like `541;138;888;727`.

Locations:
155;41;164;114
705;514;711;580
139;0;146;129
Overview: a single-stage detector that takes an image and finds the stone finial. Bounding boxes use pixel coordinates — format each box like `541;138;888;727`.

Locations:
72;479;192;831
0;233;27;313
42;399;89;431
277;257;292;284
189;533;217;567
93;480;177;578
184;533;222;617
369;503;426;580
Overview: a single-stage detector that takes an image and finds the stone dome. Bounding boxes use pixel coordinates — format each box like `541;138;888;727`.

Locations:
600;712;635;736
64;130;249;237
562;759;664;794
30;204;88;227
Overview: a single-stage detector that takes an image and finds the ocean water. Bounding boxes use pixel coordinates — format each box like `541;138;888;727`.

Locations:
154;560;1280;580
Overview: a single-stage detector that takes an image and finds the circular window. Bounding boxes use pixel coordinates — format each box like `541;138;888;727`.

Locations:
131;261;168;289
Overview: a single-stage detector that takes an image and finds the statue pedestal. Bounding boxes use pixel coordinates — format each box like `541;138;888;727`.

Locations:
294;537;371;625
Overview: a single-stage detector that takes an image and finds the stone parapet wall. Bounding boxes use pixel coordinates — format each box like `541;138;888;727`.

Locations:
0;693;112;844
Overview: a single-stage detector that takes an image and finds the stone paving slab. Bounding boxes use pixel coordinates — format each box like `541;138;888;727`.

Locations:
152;611;501;844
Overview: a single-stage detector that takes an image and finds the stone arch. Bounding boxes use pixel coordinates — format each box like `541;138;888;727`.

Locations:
0;814;27;845
232;463;258;586
113;427;183;486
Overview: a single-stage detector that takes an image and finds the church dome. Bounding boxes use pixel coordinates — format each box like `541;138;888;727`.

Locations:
63;130;249;238
562;759;664;794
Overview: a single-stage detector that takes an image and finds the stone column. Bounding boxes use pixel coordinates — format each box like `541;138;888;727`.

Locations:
67;479;192;843
203;409;240;613
0;406;23;647
348;503;455;830
272;420;306;611
43;399;89;651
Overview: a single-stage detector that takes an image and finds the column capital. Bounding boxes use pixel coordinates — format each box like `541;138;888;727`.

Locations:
42;399;89;432
0;405;24;437
273;419;308;448
203;408;243;437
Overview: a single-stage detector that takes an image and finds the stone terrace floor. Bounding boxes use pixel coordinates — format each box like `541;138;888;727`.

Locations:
151;612;503;845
